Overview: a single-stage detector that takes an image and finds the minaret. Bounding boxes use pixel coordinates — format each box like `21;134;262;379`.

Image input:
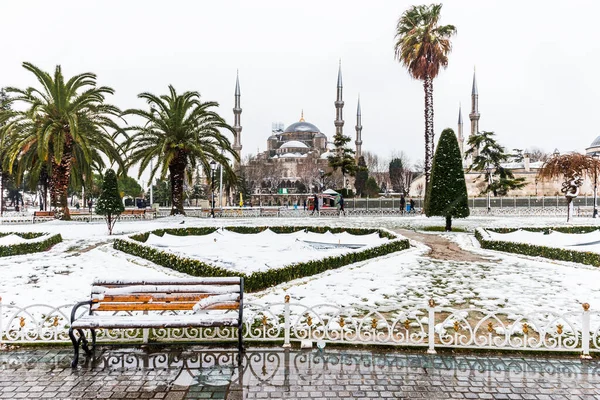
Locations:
469;68;480;157
457;104;464;157
355;96;362;160
232;71;242;165
334;61;344;139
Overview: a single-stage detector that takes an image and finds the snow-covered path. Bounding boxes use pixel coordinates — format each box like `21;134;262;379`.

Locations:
0;215;599;317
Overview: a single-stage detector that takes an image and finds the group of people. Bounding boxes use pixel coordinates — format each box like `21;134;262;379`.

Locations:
399;196;416;214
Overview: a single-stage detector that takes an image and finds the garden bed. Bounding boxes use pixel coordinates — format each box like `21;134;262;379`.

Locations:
114;226;410;292
0;232;62;257
475;227;600;266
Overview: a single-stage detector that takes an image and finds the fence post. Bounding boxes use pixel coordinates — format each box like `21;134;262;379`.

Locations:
283;295;291;348
556;195;559;207
0;296;3;345
427;299;436;354
581;303;592;359
542;196;545;209
143;310;149;344
528;196;531;208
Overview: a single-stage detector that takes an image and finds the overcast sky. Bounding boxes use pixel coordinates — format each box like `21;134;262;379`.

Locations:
2;0;598;182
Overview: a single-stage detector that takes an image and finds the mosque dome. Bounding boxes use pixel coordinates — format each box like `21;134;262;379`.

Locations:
586;136;600;155
281;140;308;149
284;121;321;133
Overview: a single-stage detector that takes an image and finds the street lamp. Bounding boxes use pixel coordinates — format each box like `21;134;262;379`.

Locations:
210;160;217;218
486;166;492;213
593;153;599;218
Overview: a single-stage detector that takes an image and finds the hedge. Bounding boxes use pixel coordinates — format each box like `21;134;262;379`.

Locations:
0;233;62;258
485;226;600;235
475;228;600;267
115;226;409;292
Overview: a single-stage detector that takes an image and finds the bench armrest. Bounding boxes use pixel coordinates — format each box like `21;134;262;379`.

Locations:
70;300;93;324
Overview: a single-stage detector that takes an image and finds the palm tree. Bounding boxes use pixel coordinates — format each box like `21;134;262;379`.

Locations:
124;85;238;215
2;63;124;219
465;131;527;198
394;4;456;190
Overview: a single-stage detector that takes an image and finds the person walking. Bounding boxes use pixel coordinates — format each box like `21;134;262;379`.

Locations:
409;198;415;214
88;199;93;213
310;194;319;215
400;195;406;214
338;195;346;216
303;199;307;211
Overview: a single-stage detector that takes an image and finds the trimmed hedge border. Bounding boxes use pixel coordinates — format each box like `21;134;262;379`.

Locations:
475;227;600;267
115;226;409;292
0;233;62;258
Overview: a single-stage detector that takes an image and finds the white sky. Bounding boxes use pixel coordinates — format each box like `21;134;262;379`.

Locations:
2;0;599;183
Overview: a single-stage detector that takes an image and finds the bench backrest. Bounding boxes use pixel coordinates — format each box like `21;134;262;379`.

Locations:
90;277;243;313
34;211;54;217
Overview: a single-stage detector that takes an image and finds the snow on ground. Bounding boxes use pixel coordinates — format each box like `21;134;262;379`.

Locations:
487;229;600;253
143;230;387;273
0;215;599;317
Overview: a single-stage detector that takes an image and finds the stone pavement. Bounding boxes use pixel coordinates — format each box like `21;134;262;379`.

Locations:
1;347;599;399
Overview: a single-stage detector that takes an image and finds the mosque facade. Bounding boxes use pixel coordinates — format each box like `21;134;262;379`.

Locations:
232;63;363;201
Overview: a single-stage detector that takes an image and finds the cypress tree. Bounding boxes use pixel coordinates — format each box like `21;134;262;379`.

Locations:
424;128;469;231
354;156;368;197
96;169;125;235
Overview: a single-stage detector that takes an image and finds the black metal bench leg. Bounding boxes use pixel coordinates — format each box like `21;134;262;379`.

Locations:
69;328;80;368
90;329;97;352
79;329;93;356
238;325;244;365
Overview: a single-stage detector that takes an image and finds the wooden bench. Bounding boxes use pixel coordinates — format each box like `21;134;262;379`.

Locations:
33;211;55;222
120;209;147;219
68;277;244;367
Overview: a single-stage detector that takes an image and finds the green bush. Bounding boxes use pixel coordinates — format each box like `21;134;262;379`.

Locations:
0;233;62;258
0;232;46;239
475;228;600;267
115;226;409;292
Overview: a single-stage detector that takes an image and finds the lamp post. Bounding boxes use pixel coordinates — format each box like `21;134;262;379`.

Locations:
210;160;217;218
486;166;492;213
593;153;599;218
318;169;325;191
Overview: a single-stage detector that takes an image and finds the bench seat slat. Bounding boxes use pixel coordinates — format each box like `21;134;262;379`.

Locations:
71;314;239;329
93;302;199;311
92;294;212;302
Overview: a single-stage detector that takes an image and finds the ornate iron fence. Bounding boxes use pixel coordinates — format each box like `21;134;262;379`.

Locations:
1;297;598;358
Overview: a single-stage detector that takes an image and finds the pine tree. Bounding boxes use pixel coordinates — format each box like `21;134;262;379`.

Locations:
354;156;368;197
95;169;125;235
328;130;357;189
425;128;469;231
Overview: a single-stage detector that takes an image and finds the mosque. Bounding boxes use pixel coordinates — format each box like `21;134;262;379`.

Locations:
410;70;599;198
231;63;363;202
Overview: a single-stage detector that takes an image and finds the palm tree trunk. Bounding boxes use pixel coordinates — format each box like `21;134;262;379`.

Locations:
169;151;187;215
50;136;74;220
423;74;434;191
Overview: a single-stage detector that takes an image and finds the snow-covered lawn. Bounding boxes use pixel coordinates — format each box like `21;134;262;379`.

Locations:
0;215;598;318
486;229;600;253
142;230;388;273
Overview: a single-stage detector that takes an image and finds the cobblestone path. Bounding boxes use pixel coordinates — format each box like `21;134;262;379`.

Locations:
1;347;599;399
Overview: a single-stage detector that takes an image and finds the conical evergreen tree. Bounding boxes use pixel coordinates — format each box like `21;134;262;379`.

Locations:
424;128;469;231
96;169;125;235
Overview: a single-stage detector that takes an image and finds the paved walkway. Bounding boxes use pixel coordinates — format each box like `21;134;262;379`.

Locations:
1;347;599;399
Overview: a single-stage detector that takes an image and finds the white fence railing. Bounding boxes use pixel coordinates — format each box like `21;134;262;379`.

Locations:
1;298;598;358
